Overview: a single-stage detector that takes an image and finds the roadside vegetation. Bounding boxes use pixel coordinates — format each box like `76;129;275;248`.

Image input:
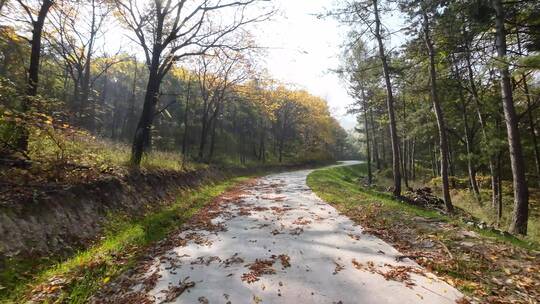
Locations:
308;164;540;303
330;0;540;238
1;175;254;303
366;168;540;243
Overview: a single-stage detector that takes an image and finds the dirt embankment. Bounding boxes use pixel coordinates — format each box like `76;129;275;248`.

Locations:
0;162;329;260
0;167;226;259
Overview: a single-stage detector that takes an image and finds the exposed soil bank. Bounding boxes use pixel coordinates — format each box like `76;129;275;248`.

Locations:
0;162;327;259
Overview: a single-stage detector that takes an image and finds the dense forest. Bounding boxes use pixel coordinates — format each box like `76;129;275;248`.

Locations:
330;0;540;236
0;0;354;181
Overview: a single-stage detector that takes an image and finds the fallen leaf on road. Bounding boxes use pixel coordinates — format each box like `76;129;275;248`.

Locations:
241;259;277;284
348;233;361;240
352;259;363;270
293;217;312;225
241;272;259;283
277;254;291;268
223;253;244;267
333;261;345;274
162;277;195;303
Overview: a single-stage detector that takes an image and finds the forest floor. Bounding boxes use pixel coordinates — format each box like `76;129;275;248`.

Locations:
372;168;540;244
308;164;540;303
90;161;464;304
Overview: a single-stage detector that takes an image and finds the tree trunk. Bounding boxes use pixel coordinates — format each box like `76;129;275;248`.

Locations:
131;52;161;166
401;97;409;189
278;133;284;163
278;123;285;163
80;0;97;131
278;108;289;163
497;151;503;222
72;80;80;118
381;127;387;166
198;99;210;161
515;32;540;186
464;40;499;209
423;10;453;212
111;83;119;139
373;0;401;197
522;75;540;186
97;72;108;135
448;139;456;183
17;0;54;151
181;76;191;163
410;138;416;180
432;141;439;177
462;92;481;200
369;108;381;170
208;104;220;161
258;120;266;162
492;0;529;234
121;60;138;141
451;55;481;200
361;88;372;185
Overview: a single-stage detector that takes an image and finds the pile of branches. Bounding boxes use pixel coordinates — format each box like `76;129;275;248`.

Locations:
402;187;447;212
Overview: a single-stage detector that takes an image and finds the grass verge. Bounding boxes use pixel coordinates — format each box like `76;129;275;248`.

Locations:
307;164;540;303
1;175;251;304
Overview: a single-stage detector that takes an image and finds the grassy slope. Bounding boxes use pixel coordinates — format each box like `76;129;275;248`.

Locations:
307;164;540;302
1;176;251;303
368;167;540;242
308;164;445;222
307;164;535;248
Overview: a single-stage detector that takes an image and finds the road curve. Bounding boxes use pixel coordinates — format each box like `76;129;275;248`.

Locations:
109;161;463;303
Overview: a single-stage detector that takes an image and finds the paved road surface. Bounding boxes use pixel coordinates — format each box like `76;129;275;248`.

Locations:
118;161;463;303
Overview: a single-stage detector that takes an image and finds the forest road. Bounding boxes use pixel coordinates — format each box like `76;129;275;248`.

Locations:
120;161;463;303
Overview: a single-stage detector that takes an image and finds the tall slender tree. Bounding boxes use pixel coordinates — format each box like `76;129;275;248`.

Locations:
371;0;401;196
492;0;529;234
420;3;453;212
12;0;54;151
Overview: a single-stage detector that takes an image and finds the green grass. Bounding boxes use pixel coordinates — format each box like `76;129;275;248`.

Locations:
307;164;538;250
307;163;540;301
307;164;444;220
25;125;330;173
28;128;198;172
0;176;250;303
421;171;539;243
451;187;540;243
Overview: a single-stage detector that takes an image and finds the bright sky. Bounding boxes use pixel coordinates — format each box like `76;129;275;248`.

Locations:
255;0;358;130
251;0;406;130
